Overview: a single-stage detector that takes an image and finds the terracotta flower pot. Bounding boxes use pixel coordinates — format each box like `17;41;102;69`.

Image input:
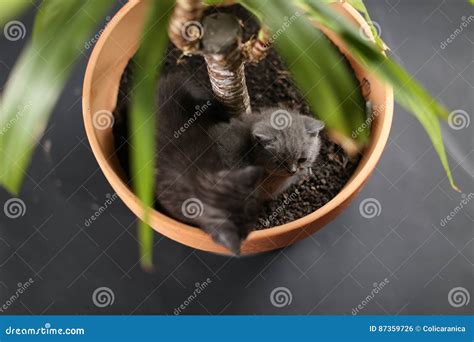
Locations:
82;0;393;255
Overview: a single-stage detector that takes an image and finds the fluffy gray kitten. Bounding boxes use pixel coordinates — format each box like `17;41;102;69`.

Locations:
155;72;264;255
210;108;325;199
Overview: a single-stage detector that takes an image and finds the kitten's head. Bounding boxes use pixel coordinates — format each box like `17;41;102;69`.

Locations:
251;108;325;176
196;166;264;255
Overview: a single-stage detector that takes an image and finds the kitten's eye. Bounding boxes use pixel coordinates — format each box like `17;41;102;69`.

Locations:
298;158;307;164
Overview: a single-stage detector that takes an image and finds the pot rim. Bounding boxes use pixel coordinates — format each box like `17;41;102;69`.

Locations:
83;0;393;253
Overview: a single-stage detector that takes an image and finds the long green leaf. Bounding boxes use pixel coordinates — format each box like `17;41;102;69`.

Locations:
345;0;386;50
0;0;31;26
0;0;114;193
129;0;175;270
241;0;368;144
300;0;457;190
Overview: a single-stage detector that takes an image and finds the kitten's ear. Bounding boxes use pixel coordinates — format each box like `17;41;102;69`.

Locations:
254;133;274;146
252;125;275;147
304;117;325;136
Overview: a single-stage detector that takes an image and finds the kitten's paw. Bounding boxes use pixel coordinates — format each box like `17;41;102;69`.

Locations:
214;230;241;256
206;222;242;256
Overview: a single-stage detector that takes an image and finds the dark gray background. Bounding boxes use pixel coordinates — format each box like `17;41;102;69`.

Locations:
0;0;472;315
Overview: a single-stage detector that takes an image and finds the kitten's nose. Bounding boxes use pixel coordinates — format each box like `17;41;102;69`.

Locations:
289;164;297;174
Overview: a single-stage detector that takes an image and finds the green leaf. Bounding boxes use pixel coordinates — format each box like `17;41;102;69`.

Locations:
0;0;31;26
241;0;368;144
300;0;458;190
0;0;114;193
204;0;226;5
345;0;386;50
129;0;175;270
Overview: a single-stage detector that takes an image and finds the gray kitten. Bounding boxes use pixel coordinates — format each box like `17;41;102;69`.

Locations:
155;72;264;255
210;108;325;199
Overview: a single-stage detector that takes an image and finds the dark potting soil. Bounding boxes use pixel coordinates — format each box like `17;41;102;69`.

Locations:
112;5;363;230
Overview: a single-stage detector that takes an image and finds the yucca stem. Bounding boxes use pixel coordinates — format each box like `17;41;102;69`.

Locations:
168;0;203;53
201;13;251;115
168;1;273;116
244;27;271;64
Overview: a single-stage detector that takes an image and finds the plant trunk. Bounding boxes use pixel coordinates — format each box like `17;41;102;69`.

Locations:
243;28;271;64
201;13;251;115
168;0;203;53
168;2;271;116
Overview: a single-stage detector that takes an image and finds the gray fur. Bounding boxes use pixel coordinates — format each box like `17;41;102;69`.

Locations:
210;108;324;199
155;72;264;255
